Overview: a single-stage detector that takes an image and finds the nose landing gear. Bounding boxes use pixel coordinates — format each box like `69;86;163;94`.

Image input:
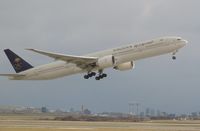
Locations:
172;50;178;60
172;56;176;60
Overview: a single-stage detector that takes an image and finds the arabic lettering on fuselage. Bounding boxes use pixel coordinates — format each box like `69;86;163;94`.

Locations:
113;40;154;52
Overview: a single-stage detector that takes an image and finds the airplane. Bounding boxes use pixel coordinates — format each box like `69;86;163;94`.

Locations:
0;36;187;80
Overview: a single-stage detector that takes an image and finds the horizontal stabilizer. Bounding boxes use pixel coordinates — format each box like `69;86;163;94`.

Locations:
0;74;25;77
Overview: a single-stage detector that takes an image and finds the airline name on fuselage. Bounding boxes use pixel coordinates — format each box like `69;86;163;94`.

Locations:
113;40;154;54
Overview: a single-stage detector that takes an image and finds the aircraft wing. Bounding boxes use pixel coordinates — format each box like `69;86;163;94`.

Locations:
26;49;98;69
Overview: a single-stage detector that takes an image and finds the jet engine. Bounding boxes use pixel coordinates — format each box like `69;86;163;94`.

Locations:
97;55;115;69
114;61;135;71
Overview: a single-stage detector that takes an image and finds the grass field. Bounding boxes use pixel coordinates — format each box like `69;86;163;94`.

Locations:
0;128;160;131
0;127;167;131
0;115;200;131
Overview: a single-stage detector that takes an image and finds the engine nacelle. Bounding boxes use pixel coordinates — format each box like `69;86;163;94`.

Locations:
114;61;135;71
97;55;115;69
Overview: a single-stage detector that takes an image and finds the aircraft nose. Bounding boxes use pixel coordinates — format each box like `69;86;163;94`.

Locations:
181;39;188;47
183;39;188;44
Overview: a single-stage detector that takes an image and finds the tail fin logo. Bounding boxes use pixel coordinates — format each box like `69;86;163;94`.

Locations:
14;58;22;70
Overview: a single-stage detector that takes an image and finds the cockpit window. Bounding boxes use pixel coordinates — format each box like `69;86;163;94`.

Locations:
177;38;181;41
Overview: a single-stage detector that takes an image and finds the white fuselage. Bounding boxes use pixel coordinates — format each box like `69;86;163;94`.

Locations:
11;37;187;80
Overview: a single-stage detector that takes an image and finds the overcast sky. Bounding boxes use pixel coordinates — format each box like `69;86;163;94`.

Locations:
0;0;199;114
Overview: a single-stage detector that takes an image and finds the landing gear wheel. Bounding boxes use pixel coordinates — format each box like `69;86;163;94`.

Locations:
102;73;107;78
91;72;96;76
84;72;96;79
84;75;89;79
95;76;100;80
94;70;108;80
172;56;176;60
99;75;104;79
89;73;94;77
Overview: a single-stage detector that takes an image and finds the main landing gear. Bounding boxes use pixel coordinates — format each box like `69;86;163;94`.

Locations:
84;70;107;80
95;73;107;80
95;69;107;80
84;72;96;79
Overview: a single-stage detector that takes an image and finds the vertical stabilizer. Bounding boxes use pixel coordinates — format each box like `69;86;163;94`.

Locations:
4;49;33;73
